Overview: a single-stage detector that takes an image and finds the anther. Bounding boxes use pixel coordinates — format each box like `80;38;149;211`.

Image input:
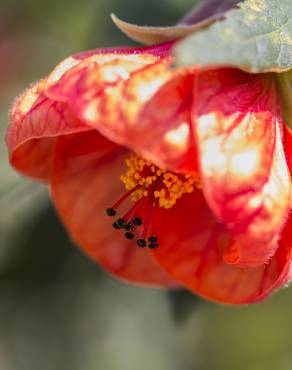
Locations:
125;232;134;240
132;217;143;226
137;239;147;247
106;208;116;217
112;222;120;229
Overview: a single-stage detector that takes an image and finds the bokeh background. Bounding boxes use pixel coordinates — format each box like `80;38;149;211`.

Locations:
1;1;292;369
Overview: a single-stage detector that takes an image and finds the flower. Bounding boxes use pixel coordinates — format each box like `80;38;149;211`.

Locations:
6;20;292;305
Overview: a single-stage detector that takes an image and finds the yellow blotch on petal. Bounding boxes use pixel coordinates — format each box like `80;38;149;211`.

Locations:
82;100;100;123
164;122;190;152
230;148;260;178
16;82;47;116
47;57;80;84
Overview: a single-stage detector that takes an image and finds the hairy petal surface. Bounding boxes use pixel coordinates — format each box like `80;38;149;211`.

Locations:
193;69;291;267
51;130;179;288
151;190;292;304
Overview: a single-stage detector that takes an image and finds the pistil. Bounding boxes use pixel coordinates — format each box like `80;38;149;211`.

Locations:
105;153;199;248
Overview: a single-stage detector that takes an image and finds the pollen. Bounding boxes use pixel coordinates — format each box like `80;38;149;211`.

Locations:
106;153;200;249
120;153;199;209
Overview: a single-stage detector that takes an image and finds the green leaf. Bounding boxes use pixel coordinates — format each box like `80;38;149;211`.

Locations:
277;70;292;129
174;0;292;73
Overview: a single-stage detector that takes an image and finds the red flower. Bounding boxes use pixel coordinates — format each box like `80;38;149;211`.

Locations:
6;38;292;304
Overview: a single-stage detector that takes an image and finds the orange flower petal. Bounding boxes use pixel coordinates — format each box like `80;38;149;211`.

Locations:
45;48;173;150
284;125;292;175
192;69;291;268
51;130;180;288
151;190;292;304
7;46;169;180
133;71;199;173
7;80;88;180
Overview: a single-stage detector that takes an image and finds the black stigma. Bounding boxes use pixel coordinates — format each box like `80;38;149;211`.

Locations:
112;222;120;229
125;232;134;240
124;223;133;231
132;217;143;226
148;236;158;243
117;218;127;228
148;243;159;249
106;208;116;217
137;239;147;247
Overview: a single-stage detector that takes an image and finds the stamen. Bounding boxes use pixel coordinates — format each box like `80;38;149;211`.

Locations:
105;153;199;249
122;197;145;226
107;185;140;215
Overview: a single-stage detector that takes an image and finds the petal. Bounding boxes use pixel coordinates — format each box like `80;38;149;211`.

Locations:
284;125;292;175
45;49;174;150
51;130;179;288
151;189;292;304
193;69;291;267
69;43;173;61
7;80;88;180
7;45;169;181
133;71;198;173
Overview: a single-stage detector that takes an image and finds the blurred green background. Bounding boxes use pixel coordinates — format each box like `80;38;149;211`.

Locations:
1;1;292;370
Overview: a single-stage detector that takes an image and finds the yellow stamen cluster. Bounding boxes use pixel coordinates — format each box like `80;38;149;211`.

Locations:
120;153;199;209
